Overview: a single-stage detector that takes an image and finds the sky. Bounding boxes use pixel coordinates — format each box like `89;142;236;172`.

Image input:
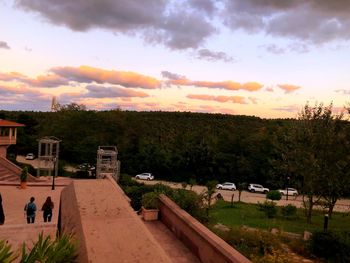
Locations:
1;0;350;118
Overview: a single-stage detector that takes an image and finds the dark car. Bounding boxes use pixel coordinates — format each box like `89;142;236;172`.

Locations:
77;163;95;171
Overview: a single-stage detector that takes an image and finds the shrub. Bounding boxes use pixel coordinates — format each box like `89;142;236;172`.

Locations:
171;188;207;222
21;233;78;263
20;167;28;182
0;239;18;262
258;201;278;218
141;192;159;209
309;231;350;262
123;184;155;210
281;204;297;219
216;227;284;260
266;190;282;201
118;174;141;187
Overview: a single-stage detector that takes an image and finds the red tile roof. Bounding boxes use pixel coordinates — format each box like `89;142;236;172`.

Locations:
0;119;25;127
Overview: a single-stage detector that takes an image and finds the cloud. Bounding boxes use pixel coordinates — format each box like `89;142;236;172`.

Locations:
0;84;51;111
84;85;149;98
0;41;10;49
335;89;350;95
52;65;160;89
0;71;68;87
168;79;263;91
16;0;216;50
196;49;235;62
222;0;350;45
248;97;258;104
272;104;300;113
277;84;301;93
261;43;310;54
188;0;217;16
260;44;286;54
161;71;186;80
187;94;247;104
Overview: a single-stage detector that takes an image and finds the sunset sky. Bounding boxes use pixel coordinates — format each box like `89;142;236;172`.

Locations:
1;0;350;118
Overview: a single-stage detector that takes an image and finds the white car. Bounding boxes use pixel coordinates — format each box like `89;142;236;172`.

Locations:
135;173;154;180
216;182;236;191
248;184;269;194
278;188;298;196
25;153;35;160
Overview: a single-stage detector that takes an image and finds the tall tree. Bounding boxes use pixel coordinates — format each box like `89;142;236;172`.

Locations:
277;103;349;222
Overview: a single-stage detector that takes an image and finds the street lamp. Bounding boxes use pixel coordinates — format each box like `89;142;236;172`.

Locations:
286;176;290;201
52;156;57;190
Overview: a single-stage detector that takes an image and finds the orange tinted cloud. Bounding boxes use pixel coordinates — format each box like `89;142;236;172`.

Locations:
0;71;67;87
278;84;301;93
52;65;160;89
169;79;263;91
187;94;247;104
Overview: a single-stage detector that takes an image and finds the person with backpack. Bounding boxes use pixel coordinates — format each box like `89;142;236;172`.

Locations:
24;197;37;224
41;196;54;222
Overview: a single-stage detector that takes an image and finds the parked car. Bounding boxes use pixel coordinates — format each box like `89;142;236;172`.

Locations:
278;188;298;196
248;184;269;193
135;173;154;180
25;153;35;160
77;163;95;171
216;182;236;191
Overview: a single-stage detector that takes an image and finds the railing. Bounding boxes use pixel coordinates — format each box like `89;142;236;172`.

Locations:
158;194;251;263
0;136;16;145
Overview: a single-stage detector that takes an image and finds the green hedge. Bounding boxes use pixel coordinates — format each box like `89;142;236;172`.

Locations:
310;231;350;263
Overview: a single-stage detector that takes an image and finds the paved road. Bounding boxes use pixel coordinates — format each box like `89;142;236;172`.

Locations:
136;179;350;213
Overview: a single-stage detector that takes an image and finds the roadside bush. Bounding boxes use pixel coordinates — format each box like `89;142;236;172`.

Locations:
123;184;155;211
266;190;282;201
309;231;350;262
258;201;278;218
281;204;297;219
216;227;284;260
153;183;174;197
118;174;141;187
171;188;207;222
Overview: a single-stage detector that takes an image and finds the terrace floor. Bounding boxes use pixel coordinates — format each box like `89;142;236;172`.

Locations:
0;182;201;262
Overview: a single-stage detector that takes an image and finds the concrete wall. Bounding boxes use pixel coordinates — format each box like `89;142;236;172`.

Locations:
60;182;89;263
158;194;251;263
59;179;172;263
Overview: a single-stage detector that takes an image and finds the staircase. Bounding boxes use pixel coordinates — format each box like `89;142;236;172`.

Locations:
0;157;39;182
0;223;57;251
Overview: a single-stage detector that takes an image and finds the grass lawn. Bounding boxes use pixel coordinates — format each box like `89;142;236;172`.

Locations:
211;201;350;234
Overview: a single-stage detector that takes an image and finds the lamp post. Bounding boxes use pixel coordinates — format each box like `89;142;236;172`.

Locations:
286;176;290;201
52;156;57;190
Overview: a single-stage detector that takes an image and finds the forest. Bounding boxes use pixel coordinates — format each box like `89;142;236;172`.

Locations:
1;103;350;202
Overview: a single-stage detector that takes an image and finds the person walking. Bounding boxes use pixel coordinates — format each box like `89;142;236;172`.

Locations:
41;196;54;222
24;197;36;224
0;193;5;225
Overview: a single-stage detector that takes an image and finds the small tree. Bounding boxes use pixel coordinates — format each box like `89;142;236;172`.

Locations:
188;178;196;191
20;167;28;182
204;180;217;216
236;182;247;202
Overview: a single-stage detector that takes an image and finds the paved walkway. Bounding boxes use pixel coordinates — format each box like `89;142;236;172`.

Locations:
0;185;64;225
0;184;65;253
143;220;200;263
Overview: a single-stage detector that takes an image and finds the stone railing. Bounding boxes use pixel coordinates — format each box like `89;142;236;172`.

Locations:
158;194;251;263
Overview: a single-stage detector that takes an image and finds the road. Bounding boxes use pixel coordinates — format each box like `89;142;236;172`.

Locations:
136;179;350;213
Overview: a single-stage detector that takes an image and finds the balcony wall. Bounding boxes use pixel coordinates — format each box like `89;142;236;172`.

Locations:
0;136;16;146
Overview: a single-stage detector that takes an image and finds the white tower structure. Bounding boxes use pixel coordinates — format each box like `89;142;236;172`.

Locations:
51;96;60;112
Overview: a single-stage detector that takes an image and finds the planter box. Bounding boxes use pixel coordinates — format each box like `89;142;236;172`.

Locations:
141;207;159;221
20;181;27;189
